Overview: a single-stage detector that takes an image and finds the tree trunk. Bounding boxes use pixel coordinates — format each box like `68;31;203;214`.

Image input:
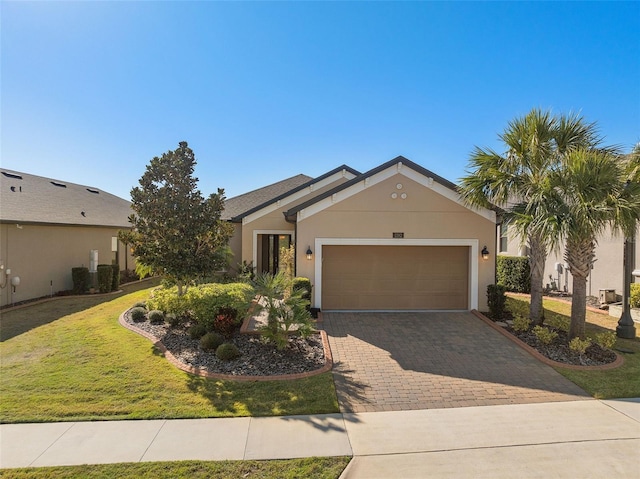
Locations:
528;234;547;326
569;274;587;339
564;238;595;340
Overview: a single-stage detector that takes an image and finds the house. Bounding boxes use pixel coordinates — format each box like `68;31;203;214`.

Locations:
223;156;496;311
498;223;640;302
0;169;135;307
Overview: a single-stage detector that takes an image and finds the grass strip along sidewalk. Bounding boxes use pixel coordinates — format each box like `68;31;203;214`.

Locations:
0;285;339;424
0;457;351;479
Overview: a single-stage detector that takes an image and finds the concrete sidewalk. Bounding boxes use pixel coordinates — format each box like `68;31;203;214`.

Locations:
1;399;639;478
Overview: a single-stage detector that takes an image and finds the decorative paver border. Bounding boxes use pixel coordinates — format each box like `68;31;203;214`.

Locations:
119;310;333;381
472;310;624;371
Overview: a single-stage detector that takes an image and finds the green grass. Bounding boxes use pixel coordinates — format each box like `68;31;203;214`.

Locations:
0;457;351;479
506;295;640;399
0;285;339;423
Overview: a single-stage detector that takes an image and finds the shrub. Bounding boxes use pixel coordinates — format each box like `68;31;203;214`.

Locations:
111;264;120;291
185;282;255;326
569;337;591;355
212;307;238;338
132;301;147;309
216;343;241;360
148;282;255;326
165;313;180;327
200;332;224;352
120;269;140;284
189;323;208;340
631;283;640;309
496;256;531;293
593;331;616;350
148;310;165;324
293;277;312;304
532;326;558;345
97;264;113;293
487;284;507;319
130;306;147;322
147;286;190;318
71;267;90;294
512;315;531;332
254;272;313;350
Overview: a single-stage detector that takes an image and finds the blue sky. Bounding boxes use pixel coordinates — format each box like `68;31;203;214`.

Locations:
2;1;639;201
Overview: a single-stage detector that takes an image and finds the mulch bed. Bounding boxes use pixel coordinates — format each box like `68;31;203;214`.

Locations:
506;325;617;367
123;310;326;377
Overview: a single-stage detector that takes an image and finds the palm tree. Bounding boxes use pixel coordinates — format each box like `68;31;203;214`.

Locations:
554;147;640;339
460;109;602;325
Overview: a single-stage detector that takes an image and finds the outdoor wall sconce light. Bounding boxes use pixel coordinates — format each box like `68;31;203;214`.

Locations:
481;246;490;260
306;246;313;260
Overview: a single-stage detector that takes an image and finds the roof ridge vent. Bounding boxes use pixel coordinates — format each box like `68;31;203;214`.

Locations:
2;172;23;180
51;181;67;188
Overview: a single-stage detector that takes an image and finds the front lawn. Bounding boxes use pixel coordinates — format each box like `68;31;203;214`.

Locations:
0;287;339;424
506;295;640;399
0;457;351;479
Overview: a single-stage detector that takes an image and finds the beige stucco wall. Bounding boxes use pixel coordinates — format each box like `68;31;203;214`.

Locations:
499;224;640;299
294;175;496;311
227;223;243;273
0;223;134;306
239;176;352;267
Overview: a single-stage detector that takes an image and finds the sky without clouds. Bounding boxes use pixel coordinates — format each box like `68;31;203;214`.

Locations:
2;1;639;201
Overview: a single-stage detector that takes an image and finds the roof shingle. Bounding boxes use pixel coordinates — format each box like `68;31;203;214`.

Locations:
0;169;132;228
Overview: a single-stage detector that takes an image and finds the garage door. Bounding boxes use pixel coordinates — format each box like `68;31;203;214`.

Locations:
322;245;469;310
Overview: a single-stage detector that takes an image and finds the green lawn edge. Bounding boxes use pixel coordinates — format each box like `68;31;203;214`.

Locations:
0;457;352;479
0;284;339;424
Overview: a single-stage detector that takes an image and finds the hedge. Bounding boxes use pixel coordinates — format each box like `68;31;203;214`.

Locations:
631;283;640;309
111;263;120;292
148;282;255;325
496;255;530;293
71;267;90;294
97;264;113;293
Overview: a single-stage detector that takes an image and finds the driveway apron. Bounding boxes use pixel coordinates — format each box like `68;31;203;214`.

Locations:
321;312;590;413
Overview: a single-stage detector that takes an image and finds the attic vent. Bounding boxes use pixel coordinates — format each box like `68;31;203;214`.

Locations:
86;188;99;194
51;181;67;188
2;172;23;180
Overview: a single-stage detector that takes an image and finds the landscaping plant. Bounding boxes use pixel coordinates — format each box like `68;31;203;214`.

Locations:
487;284;507;319
253;272;314;350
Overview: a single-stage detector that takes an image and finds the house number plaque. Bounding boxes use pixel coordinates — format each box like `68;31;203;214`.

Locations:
393;232;404;238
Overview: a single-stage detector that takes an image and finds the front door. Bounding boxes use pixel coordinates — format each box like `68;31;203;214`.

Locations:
260;234;292;274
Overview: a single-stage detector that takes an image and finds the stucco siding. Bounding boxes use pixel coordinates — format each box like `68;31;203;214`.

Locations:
498;223;639;299
1;223;133;306
295;175;496;311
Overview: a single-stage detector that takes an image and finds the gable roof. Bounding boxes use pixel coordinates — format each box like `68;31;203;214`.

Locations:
0;169;132;228
223;165;361;222
284;156;495;223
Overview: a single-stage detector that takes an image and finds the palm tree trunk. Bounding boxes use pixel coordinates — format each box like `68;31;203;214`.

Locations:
565;238;595;340
528;234;546;326
569;274;587;339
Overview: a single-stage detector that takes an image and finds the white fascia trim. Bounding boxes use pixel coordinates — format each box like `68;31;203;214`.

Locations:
297;166;496;223
313;238;479;311
252;229;295;267
242;169;358;226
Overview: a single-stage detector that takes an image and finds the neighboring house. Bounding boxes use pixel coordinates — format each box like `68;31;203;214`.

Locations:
223;156;496;311
498;222;639;302
0;169;135;307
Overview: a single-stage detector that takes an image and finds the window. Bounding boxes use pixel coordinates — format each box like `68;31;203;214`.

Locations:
499;223;508;253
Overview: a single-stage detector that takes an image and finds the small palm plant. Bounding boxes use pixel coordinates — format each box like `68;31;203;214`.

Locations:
253;271;313;350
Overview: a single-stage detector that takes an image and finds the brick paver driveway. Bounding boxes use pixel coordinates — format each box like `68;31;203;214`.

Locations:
321;312;590;412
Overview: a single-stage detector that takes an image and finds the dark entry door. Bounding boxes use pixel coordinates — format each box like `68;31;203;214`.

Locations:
260;234;292;274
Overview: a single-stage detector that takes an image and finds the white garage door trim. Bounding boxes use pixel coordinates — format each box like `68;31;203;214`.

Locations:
314;238;479;310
